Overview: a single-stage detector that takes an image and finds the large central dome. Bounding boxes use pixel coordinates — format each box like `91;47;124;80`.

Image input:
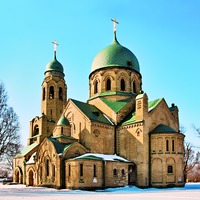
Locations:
91;34;140;74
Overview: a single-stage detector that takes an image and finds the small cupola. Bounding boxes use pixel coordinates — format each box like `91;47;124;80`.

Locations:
45;41;64;76
53;115;71;137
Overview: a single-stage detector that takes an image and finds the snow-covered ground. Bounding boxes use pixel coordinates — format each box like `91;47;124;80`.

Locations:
0;183;199;200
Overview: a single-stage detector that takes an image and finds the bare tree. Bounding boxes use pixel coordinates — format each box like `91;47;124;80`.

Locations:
0;82;21;170
193;125;200;137
183;142;200;182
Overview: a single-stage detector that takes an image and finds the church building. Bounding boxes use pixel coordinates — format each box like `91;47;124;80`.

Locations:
13;20;185;189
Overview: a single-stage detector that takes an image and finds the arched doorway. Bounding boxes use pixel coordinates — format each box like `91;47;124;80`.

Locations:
128;164;137;185
15;170;19;183
28;170;34;186
15;167;23;183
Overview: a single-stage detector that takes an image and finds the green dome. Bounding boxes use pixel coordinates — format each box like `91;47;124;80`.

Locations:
57;115;69;126
91;35;140;73
45;52;64;74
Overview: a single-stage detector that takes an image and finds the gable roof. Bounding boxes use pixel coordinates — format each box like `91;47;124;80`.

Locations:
100;97;132;113
121;98;163;126
14;142;38;158
70;99;113;125
47;137;75;154
148;98;163;112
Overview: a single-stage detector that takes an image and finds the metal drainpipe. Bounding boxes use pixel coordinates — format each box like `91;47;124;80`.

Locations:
102;160;106;188
114;124;117;155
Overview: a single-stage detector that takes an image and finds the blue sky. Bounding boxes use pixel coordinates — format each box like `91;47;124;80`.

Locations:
1;0;200;148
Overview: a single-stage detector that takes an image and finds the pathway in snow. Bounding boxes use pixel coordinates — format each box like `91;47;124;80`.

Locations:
0;183;199;200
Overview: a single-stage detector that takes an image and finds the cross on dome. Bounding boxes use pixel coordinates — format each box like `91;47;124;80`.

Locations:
111;18;119;33
52;40;59;52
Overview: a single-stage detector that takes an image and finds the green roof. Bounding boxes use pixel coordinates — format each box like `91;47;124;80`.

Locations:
89;91;134;100
47;137;75;154
121;112;136;126
100;98;132;113
14;142;38;158
91;34;140;74
151;124;177;134
121;98;163;125
70;99;113;125
52;135;76;140
57;115;70;126
45;52;64;74
148;98;163;112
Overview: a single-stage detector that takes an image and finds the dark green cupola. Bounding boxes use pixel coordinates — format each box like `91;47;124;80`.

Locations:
45;51;64;75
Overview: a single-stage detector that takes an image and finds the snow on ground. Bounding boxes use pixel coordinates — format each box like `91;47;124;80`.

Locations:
0;183;199;200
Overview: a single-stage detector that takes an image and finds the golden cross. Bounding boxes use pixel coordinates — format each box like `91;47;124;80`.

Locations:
52;40;59;52
111;18;119;32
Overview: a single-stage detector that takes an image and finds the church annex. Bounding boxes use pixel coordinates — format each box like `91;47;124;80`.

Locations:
13;20;185;189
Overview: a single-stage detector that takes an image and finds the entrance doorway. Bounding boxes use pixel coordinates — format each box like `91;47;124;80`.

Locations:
28;170;34;186
15;170;19;183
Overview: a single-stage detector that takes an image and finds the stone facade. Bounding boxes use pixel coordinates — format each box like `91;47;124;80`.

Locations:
13;29;185;189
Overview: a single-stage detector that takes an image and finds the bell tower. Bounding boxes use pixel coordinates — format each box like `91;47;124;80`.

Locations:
41;41;67;124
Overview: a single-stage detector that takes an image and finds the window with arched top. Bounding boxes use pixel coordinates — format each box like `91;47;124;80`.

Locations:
52;164;55;178
59;87;63;100
172;139;175;152
133;82;136;93
94;80;98;94
106;78;111;91
49;86;54;99
113;169;117;176
42;87;46;100
166;139;169;151
46;159;50;177
33;125;39;136
167;165;173;173
68;164;71;177
120;79;125;91
80;163;83;176
93;164;97;177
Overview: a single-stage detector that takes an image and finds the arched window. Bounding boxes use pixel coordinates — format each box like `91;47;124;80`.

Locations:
121;169;125;176
133;82;136;93
106;78;111;91
33;125;39;136
61;127;63;134
120;79;125;91
49;86;54;99
40;166;42;180
59;87;63;100
43;87;46;100
167;165;173;173
80;163;83;176
172;139;175;152
93;164;97;177
71;123;75;136
166;139;169;151
68;164;71;177
52;164;55;179
94;80;98;94
46;159;49;177
113;169;117;177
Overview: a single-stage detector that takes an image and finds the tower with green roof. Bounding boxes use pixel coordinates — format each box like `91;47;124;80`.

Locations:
41;41;67;133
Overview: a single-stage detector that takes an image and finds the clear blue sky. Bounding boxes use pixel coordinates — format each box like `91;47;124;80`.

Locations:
1;0;200;149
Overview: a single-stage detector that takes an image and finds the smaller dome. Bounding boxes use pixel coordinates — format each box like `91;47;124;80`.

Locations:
45;52;64;74
57;115;69;126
